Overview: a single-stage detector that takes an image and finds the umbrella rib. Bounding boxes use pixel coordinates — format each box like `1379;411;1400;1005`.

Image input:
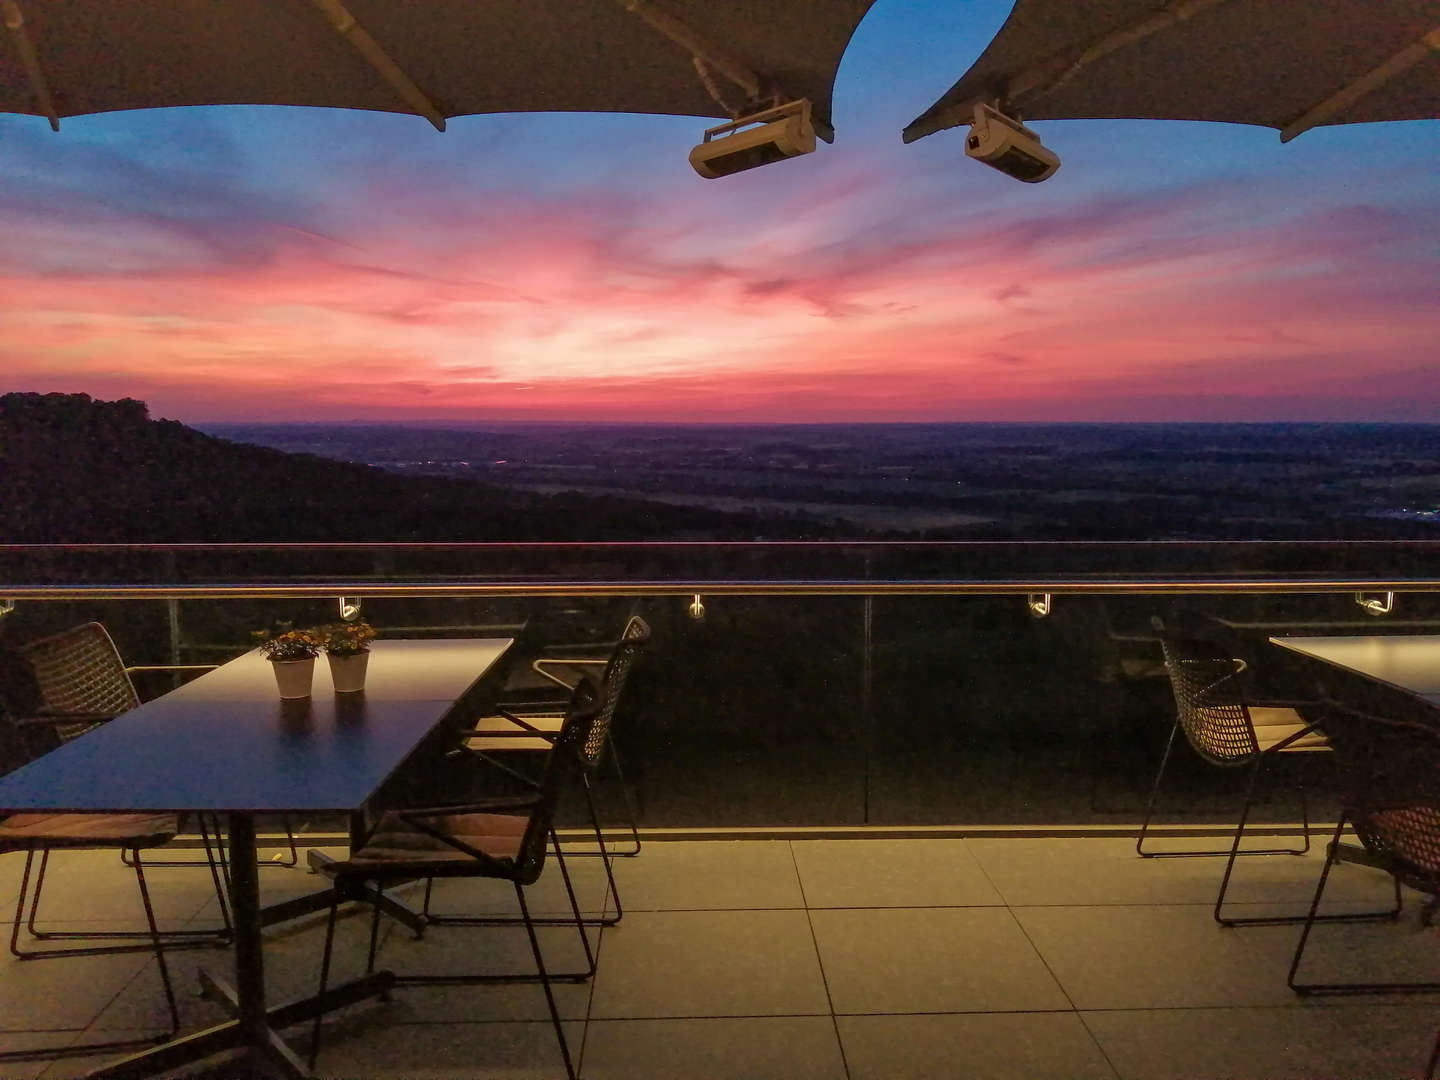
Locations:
1281;27;1440;143
613;0;764;101
308;0;447;132
2;0;60;131
902;0;1236;142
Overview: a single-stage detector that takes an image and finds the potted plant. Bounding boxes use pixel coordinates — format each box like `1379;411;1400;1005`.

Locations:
253;626;322;699
320;620;376;693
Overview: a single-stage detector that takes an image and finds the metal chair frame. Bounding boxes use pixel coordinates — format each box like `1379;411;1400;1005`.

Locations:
454;615;650;928
1289;711;1440;996
1137;636;1401;927
0;841;185;1064
309;678;603;1079
15;818;234;951
13;622;301;870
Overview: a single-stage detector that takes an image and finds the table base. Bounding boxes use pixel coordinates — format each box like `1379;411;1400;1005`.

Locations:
85;970;395;1079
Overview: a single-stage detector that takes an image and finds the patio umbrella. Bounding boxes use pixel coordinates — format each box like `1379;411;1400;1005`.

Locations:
903;0;1438;145
1;0;875;142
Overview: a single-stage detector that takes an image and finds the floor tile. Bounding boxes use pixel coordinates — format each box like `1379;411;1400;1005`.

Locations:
4;1034;82;1080
588;909;830;1019
809;907;1070;1014
0;946;153;1033
1014;904;1372;1010
367;917;597;1022
839;1012;1118;1080
419;854;616;920
312;1017;584;1080
967;836;1405;909
792;839;1004;908
88;902;396;1032
581;1017;846;1079
15;849;225;930
606;841;804;911
1084;1004;1438;1080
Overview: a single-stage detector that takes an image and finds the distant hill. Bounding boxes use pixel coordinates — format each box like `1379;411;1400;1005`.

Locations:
0;393;781;542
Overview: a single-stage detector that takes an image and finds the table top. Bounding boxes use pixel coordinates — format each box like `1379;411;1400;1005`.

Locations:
0;638;511;815
1270;634;1440;708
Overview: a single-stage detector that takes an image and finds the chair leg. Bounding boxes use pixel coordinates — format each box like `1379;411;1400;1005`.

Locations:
0;849;186;1064
22;843;231;949
515;881;578;1080
1218;780;1403;928
549;829;598;978
12;847;226;956
10;849;37;960
1140;728;1319;861
198;814;234;938
1136;721;1186;857
1288;820;1419;994
1426;1024;1440;1080
131;850;181;1038
559;738;643;860
366;891;384;974
121;814;300;868
577;773;623;927
309;898;341;1071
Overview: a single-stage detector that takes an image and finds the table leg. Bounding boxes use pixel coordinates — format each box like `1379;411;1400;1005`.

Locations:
228;814;268;1056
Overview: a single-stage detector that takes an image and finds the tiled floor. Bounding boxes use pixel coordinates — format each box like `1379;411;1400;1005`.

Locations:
3;835;1438;1079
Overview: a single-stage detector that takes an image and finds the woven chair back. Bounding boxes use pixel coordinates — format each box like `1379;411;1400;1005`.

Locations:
1343;717;1440;897
511;674;602;884
19;622;140;743
583;615;649;768
1159;636;1260;765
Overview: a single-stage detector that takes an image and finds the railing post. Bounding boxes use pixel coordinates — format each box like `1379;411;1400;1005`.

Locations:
861;553;874;825
164;550;183;689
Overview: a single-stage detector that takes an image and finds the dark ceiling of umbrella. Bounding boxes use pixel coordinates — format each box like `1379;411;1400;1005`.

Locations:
1;0;875;139
904;0;1439;144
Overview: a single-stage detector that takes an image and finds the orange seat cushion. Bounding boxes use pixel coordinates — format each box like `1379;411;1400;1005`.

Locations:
0;812;179;849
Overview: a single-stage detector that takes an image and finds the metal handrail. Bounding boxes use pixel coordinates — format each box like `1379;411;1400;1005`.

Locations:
3;578;1439;601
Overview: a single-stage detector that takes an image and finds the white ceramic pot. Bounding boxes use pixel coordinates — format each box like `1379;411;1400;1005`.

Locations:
271;657;315;699
327;650;369;693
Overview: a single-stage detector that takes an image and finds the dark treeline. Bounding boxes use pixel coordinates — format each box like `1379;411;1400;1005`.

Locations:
0;394;805;542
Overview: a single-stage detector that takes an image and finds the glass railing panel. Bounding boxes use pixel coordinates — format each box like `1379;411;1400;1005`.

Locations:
2;542;1438;832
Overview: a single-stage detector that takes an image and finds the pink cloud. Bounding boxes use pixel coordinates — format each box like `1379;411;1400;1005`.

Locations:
2;171;1435;423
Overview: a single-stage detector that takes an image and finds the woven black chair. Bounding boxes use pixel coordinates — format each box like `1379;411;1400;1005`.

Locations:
19;621;298;874
5;623;235;946
450;614;649;927
1135;634;1390;926
309;676;602;1079
1288;709;1436;996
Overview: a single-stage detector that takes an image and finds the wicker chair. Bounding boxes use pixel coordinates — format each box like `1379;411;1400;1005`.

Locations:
20;621;298;872
5;623;234;944
1137;634;1356;926
309;676;603;1078
1288;709;1437;996
450;614;650;927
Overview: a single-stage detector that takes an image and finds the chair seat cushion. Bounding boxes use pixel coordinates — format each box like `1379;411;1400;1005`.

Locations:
473;712;564;733
1250;707;1330;752
334;810;528;876
466;711;563;753
0;812;179;849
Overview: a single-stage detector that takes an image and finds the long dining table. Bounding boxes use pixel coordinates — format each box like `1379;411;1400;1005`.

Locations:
1269;634;1440;711
0;636;512;1079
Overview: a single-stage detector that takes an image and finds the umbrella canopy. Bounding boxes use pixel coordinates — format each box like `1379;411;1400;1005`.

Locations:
1;0;875;141
903;0;1438;144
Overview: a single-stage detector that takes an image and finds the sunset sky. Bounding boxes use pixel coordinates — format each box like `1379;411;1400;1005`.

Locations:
2;1;1436;425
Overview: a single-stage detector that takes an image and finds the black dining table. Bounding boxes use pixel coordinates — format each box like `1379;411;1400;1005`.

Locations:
0;637;512;1079
1270;634;1440;711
